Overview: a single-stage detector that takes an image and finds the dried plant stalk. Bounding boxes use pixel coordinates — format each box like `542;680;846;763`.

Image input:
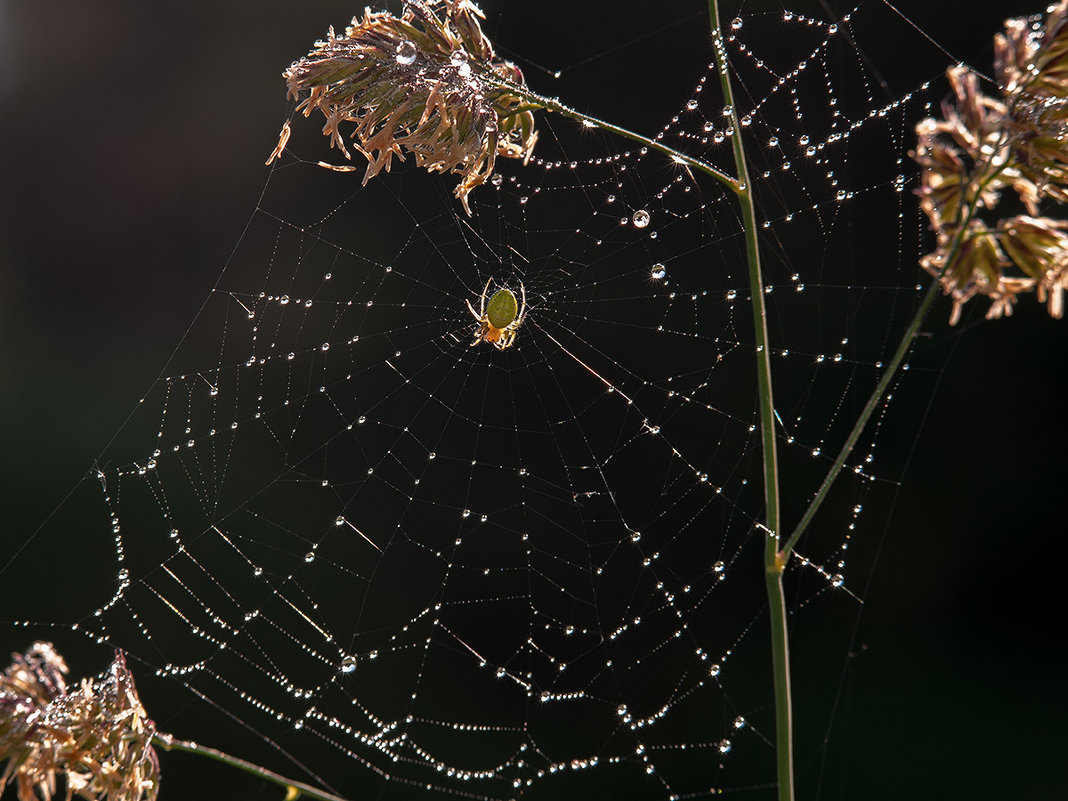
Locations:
914;0;1068;322
270;0;539;214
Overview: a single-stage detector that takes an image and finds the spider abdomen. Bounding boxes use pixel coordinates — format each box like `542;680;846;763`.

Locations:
486;288;519;330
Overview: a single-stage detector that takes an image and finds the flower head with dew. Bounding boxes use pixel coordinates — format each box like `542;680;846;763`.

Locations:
268;0;539;215
0;643;159;801
913;0;1068;322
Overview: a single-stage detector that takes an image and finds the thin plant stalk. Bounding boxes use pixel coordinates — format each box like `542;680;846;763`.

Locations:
153;734;351;801
704;3;791;800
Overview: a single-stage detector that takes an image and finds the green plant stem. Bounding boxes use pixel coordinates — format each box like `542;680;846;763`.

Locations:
487;81;739;193
779;281;939;556
780;163;1006;558
153;733;352;801
703;5;791;801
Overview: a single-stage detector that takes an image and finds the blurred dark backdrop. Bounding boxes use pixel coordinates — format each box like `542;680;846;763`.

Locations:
1;1;1064;799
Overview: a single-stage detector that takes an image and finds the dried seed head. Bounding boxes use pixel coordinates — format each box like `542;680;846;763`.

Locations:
0;644;160;801
914;1;1068;322
271;0;539;214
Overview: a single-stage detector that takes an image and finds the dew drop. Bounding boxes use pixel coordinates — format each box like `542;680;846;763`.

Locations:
632;209;651;228
731;17;742;29
651;264;667;280
279;295;290;305
490;173;503;187
305;552;315;563
709;663;721;677
341;655;358;673
686;99;698;111
450;49;471;76
713;560;725;573
831;574;844;587
395;40;417;65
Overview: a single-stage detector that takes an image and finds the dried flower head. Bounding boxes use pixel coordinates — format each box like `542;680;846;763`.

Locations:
269;0;539;214
0;643;159;801
914;1;1068;322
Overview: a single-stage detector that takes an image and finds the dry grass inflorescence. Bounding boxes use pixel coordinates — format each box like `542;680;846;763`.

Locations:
268;0;539;214
915;0;1068;322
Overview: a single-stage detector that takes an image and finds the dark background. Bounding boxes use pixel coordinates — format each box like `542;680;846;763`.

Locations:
1;1;1064;799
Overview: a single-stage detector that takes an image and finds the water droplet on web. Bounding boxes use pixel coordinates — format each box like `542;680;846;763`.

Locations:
632;209;651;228
490;173;503;187
733;716;746;729
703;121;714;132
279;295;290;305
395;40;417;65
305;552;315;563
731;17;742;29
340;655;357;673
831;574;844;587
428;452;436;460
709;663;721;677
686;99;698;111
357;415;366;425
718;739;732;754
651;264;666;280
462;509;471;518
768;136;779;147
713;560;724;573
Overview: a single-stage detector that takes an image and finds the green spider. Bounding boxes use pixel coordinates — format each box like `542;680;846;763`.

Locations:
466;278;527;350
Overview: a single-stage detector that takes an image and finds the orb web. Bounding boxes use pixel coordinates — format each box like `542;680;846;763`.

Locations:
5;3;965;799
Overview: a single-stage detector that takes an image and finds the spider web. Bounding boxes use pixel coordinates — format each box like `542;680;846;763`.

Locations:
0;1;1036;800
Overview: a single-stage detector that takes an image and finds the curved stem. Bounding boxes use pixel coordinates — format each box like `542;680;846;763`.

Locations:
485;78;739;192
153;733;352;801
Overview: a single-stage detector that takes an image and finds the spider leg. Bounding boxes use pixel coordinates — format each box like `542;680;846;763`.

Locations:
466;298;481;321
480;277;492;318
516;282;527;324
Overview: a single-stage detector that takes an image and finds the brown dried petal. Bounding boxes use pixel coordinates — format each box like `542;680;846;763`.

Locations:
999;215;1068;279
